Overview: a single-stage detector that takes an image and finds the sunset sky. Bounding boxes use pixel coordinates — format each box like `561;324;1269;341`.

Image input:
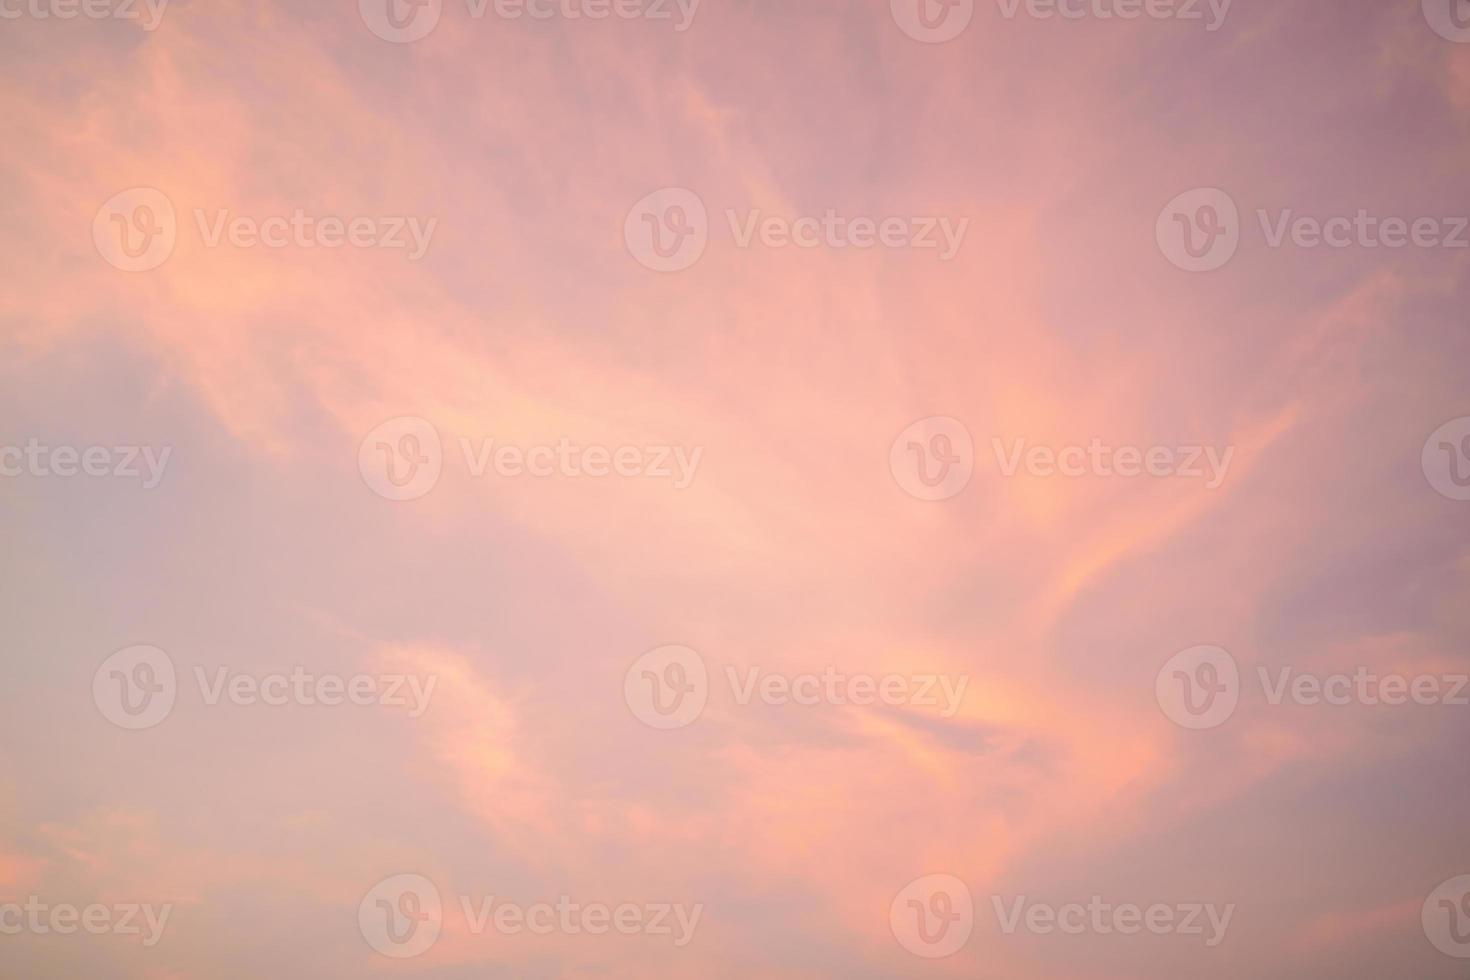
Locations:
2;0;1469;977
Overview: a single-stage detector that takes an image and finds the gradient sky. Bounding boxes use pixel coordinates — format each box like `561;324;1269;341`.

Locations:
2;0;1469;977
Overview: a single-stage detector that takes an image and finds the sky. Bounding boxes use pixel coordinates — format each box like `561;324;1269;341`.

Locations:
1;0;1469;977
